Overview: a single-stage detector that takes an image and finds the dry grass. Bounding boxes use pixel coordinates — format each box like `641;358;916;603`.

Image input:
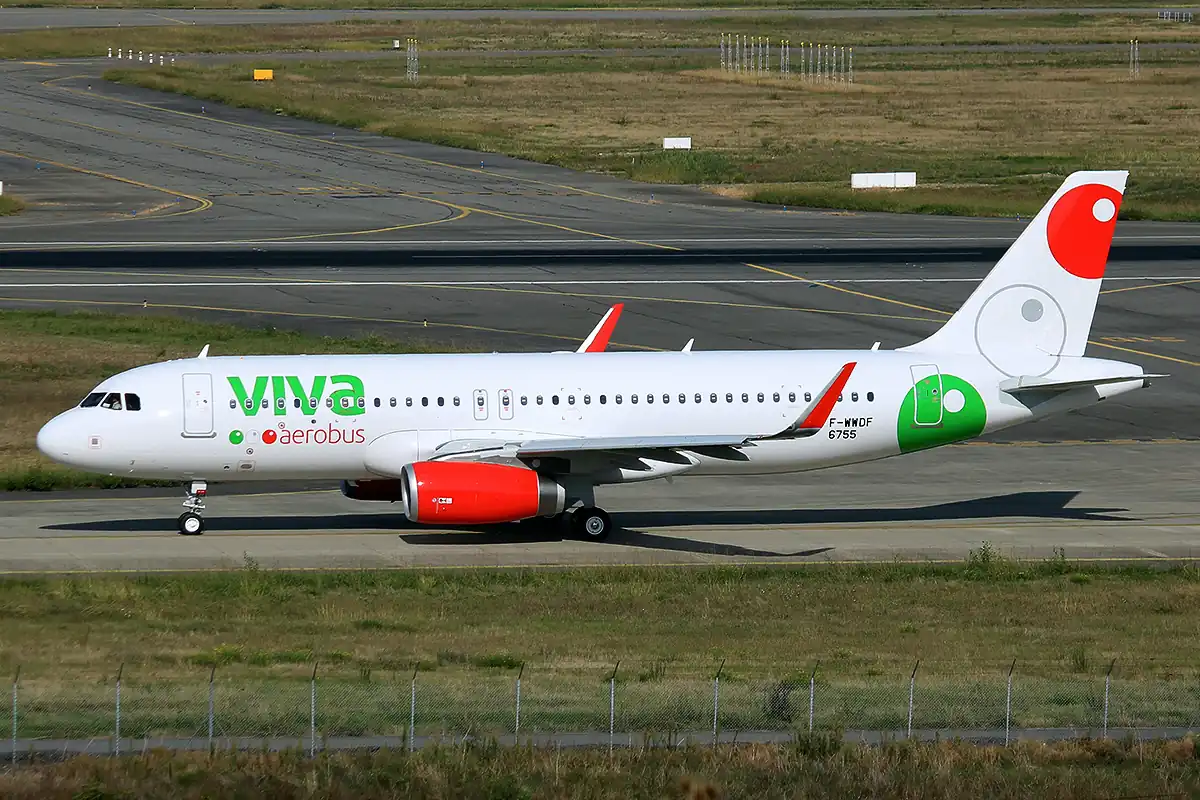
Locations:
0;195;24;216
0;561;1198;687
0;310;453;489
4;14;1199;59
1;739;1198;799
108;49;1200;218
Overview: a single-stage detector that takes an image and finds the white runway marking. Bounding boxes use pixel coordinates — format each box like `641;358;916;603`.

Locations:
0;277;1193;289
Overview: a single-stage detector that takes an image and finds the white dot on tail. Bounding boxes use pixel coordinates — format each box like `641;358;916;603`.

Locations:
943;388;965;414
1092;197;1116;223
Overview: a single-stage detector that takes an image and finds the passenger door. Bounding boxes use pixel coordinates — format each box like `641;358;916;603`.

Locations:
182;373;215;437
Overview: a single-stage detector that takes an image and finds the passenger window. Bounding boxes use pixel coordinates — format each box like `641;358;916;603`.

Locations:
341;398;350;409
406;398;413;407
245;399;254;410
326;398;333;408
663;394;669;404
230;399;238;410
521;396;528;406
757;393;765;403
502;395;510;407
742;393;749;403
789;392;796;403
537;396;544;405
276;398;285;410
680;393;687;404
694;393;701;404
631;394;638;404
726;393;733;403
584;395;591;405
647;394;654;404
261;398;269;409
773;393;780;403
805;392;812;402
80;392;105;408
421;397;429;407
552;395;560;406
390;398;397;407
101;392;123;411
851;392;859;402
124;393;141;412
454;397;461;406
568;395;575;405
710;393;717;403
437;397;445;407
294;398;302;409
357;397;366;408
616;394;623;404
838;394;843;402
600;395;607;405
867;392;874;402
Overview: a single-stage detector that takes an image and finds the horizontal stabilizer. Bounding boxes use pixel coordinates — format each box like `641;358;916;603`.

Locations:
1000;373;1166;395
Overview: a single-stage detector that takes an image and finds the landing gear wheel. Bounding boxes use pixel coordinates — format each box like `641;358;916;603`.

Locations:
571;506;612;542
178;512;205;536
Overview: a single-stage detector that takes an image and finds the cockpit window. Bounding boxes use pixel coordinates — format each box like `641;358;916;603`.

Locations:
80;392;105;408
100;392;123;411
124;393;142;412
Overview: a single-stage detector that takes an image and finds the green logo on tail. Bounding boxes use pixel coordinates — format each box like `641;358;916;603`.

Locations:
896;374;986;453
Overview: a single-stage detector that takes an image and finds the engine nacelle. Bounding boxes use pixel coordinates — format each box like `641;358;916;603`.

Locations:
400;461;565;524
340;479;406;502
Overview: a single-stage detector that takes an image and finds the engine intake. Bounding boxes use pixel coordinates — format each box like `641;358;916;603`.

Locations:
400;461;565;525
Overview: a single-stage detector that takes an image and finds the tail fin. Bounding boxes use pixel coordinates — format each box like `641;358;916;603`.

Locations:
903;171;1127;377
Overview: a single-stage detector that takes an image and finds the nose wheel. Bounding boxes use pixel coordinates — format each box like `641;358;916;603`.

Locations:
178;481;208;536
570;506;613;541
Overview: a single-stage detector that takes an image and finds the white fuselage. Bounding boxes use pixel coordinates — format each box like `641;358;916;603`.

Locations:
36;349;1144;484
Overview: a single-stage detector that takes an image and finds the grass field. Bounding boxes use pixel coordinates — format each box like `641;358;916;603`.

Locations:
4;14;1197;59
3;740;1200;799
1;562;1199;740
106;45;1200;219
1;0;1155;10
0;195;25;216
2;561;1197;684
0;310;455;491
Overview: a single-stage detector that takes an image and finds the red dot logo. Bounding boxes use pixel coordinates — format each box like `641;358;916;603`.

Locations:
1046;182;1123;280
261;429;277;445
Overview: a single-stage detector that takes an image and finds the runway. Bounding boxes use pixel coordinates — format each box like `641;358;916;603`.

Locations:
1;52;1199;573
1;442;1197;573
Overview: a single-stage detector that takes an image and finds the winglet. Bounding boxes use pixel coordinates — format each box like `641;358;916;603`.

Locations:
764;362;856;439
577;303;624;353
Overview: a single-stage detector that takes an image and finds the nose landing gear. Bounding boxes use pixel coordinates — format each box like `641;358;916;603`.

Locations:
178;480;207;535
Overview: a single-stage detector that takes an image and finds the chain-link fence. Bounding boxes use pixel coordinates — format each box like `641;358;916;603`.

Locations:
3;662;1198;760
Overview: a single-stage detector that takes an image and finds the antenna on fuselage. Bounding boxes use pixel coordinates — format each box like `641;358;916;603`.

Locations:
198;344;210;359
682;338;694;353
871;342;880;351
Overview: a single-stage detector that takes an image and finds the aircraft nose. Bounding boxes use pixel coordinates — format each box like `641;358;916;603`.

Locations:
36;413;79;463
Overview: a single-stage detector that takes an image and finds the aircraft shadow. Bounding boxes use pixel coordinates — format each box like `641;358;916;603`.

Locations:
43;491;1128;559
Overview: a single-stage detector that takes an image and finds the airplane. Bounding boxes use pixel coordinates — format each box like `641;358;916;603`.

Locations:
37;171;1162;538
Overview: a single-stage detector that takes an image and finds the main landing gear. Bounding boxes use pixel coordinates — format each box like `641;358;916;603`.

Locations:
567;506;613;542
178;480;207;535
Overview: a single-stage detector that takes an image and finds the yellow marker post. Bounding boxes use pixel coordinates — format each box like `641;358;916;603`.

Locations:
253;69;274;81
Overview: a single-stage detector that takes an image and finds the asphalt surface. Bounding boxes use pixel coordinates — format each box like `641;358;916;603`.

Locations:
1;58;1199;571
0;7;1177;32
2;442;1197;572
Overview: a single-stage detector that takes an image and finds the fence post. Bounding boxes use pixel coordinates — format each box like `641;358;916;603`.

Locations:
11;666;18;768
808;661;819;733
608;661;619;755
907;660;919;739
409;666;417;753
515;662;524;742
115;662;123;757
1103;659;1116;738
309;663;318;759
1005;659;1015;746
207;666;215;751
712;659;725;746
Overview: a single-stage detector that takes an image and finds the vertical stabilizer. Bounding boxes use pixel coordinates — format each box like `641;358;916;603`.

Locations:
902;171;1127;377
